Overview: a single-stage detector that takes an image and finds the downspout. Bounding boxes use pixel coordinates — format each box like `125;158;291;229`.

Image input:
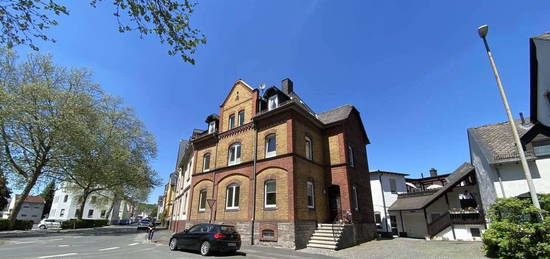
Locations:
211;139;219;224
494;166;506;198
378;172;390;234
250;125;259;245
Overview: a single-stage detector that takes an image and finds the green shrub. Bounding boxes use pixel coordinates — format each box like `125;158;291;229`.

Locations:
61;219;108;229
482;194;550;258
0;219;34;231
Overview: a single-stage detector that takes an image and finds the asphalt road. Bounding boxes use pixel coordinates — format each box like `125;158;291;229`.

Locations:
0;226;333;259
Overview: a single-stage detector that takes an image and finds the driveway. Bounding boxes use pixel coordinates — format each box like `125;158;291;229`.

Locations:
300;238;488;259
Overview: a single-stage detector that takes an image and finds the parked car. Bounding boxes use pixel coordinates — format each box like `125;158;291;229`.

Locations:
169;224;241;256
137;219;150;230
38;219;61;229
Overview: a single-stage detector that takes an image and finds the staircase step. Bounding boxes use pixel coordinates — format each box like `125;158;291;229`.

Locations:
315;229;343;234
312;232;342;237
308;239;339;245
307;243;338;250
309;236;339;241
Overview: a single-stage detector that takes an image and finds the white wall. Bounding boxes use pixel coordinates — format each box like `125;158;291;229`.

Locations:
2;198;44;223
172;153;194;222
370;172;406;233
433;225;485;241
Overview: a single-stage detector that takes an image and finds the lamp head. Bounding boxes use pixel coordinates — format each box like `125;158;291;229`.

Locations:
478;25;488;38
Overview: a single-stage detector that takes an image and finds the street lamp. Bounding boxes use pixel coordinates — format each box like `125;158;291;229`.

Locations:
477;25;542;211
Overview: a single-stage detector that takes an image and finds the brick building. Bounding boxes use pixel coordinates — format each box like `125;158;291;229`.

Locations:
186;78;376;249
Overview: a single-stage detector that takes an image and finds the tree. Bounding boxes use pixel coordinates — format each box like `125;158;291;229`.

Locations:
0;168;11;211
39;180;55;218
0;0;206;64
0;48;102;227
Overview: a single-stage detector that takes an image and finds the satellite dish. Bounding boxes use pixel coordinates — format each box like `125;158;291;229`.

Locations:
259;83;266;90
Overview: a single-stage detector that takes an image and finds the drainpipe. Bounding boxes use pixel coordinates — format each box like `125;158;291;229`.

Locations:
211;139;219;223
494;167;506;198
378;172;390;234
250;125;259;245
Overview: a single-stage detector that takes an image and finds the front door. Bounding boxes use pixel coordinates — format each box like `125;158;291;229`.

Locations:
328;185;341;222
390;216;398;235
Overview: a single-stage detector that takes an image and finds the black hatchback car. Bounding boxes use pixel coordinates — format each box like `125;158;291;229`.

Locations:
169;223;241;256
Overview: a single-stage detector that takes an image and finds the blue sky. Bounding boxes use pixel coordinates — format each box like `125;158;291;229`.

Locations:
15;1;550;203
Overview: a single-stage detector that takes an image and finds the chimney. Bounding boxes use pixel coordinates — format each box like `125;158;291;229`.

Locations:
429;168;437;177
281;78;293;95
520;112;526;125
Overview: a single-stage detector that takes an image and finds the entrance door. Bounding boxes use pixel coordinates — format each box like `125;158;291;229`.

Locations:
328;185;341;222
390;215;398;235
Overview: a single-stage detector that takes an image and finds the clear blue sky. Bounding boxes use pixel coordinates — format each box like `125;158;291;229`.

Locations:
16;1;550;203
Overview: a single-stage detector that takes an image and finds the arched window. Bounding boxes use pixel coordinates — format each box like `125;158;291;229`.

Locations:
305;136;312;160
264;180;277;208
307;181;315;209
226;184;240;209
203;153;211;172
265;134;276;158
228;143;241;165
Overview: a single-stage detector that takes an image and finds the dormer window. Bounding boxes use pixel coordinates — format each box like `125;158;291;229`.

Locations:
208;121;216;133
268;95;278;111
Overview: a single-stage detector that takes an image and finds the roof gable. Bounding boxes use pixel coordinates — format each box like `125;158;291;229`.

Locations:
220;80;257;108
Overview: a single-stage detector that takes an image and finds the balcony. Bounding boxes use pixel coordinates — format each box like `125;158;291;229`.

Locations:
449;209;485;225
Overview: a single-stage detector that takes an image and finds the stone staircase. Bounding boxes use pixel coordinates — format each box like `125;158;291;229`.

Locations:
306;223;347;250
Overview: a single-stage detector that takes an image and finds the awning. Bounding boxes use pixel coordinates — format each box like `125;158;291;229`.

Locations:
426;184;443;190
406;182;417;189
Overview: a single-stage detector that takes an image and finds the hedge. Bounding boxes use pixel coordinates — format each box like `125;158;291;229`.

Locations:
61;219;108;229
0;219;34;231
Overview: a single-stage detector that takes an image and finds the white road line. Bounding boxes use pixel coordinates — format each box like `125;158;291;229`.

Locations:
14;241;36;244
37;253;78;258
58;244;69;247
99;246;120;251
128;243;139;246
48;238;63;241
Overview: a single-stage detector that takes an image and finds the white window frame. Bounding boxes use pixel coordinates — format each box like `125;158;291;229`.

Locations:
265;134;276;158
307;181;315;209
348;146;355;167
268;95;278;111
225;184;240;209
208;121;216;133
238;110;245;126
352;185;359;211
198;189;207;212
228;143;241;166
264;180;277;208
305;136;312;160
203;153;210;172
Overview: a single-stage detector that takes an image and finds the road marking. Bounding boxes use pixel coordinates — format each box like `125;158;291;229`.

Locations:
58;244;69;247
128;243;139;246
48;238;63;241
99;246;120;251
37;253;78;258
14;241;36;244
72;236;82;239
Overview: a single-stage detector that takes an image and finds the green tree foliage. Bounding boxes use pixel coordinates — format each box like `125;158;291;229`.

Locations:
39;180;55;218
482;194;550;259
0;1;206;64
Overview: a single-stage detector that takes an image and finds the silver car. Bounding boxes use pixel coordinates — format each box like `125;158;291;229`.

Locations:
38;219;61;229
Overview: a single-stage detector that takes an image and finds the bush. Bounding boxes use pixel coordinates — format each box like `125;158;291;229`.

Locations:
61;219;108;229
482;194;550;258
0;219;34;231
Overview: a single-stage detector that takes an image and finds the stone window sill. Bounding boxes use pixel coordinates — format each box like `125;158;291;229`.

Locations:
263;207;277;211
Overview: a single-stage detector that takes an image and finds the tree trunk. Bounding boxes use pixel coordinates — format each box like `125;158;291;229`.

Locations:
8;172;40;228
105;197;116;220
77;191;91;220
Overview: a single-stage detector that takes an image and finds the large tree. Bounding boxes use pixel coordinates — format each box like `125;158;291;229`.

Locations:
0;48;102;226
0;168;11;211
0;0;206;64
39;180;55;218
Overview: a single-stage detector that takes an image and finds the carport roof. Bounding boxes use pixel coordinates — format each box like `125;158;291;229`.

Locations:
388;162;475;211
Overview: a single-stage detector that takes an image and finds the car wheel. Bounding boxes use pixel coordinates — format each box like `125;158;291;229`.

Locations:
169;238;178;251
200;241;211;256
39;225;46;230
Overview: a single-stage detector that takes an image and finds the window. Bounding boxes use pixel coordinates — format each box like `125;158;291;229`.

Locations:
183;192;188;215
226;184;240;209
238;110;245;126
348;146;355;167
23;205;29;208
60;209;65;217
352;185;359;211
188;224;203;233
262;229;275;239
228;143;241;165
34;206;39;209
307;181;315;208
389;179;397;194
265;180;277;208
374;212;381;224
268;95;278;111
228;114;235;129
87;209;94;218
305;136;312;160
100;210;106;217
265;134;276;158
198;189;207;211
208;121;216;133
203;153;211;172
21;214;27;217
470;228;481;237
63;195;68;203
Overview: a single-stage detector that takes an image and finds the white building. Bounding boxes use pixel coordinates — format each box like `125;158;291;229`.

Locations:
170;139;195;233
2;195;45;223
369;171;407;237
48;182;130;222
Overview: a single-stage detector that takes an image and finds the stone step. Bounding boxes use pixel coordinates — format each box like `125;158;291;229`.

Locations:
309;236;339;241
307;243;338;250
308;239;339;245
314;229;344;234
317;226;345;231
317;223;345;227
312;232;342;237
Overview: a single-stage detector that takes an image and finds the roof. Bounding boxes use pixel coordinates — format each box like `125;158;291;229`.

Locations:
317;105;354;124
15;195;45;204
468;119;535;164
406;173;451;181
370;170;409;176
389;163;475;211
533;33;550;40
175;140;189;169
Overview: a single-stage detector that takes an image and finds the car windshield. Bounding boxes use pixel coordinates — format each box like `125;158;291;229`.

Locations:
220;225;236;234
140;220;149;223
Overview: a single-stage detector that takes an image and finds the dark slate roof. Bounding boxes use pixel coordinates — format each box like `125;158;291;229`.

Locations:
533;33;550;40
468;119;535;164
388;163;475;211
317;105;354;124
370;170;409;176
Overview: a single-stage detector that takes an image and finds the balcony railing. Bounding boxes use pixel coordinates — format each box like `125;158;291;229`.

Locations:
449;209;485;225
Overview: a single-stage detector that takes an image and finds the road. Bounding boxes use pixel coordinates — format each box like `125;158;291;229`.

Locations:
0;226;333;259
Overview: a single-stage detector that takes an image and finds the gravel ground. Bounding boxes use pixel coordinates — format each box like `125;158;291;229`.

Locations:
299;238;488;259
